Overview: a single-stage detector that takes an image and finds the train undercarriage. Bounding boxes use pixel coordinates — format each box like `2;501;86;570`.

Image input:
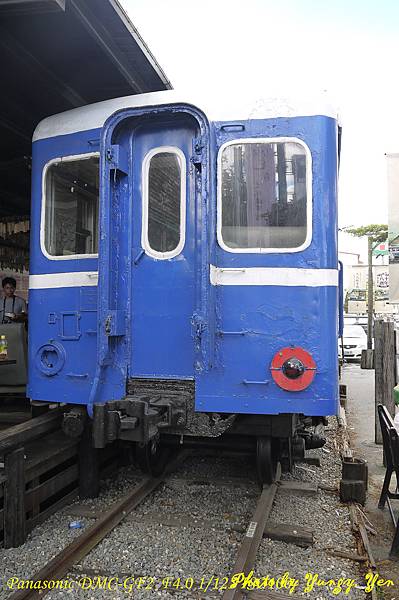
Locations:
61;379;327;484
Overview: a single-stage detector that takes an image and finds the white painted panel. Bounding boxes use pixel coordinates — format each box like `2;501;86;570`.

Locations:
210;265;338;287
29;272;98;289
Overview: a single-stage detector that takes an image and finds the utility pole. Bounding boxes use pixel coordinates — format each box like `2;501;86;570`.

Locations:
367;236;373;350
344;224;388;370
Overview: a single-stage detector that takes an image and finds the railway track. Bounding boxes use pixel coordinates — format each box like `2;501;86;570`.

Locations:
7;451;283;600
0;416;379;600
3;438;374;600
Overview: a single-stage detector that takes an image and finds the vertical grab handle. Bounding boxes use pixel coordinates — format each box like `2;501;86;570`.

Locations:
100;144;129;341
88;142;130;415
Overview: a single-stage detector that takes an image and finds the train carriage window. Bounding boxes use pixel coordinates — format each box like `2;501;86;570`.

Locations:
218;139;311;252
142;147;186;259
43;155;99;258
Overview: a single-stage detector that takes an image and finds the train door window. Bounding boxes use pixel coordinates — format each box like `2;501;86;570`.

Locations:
42;154;99;259
218;138;312;253
142;147;186;260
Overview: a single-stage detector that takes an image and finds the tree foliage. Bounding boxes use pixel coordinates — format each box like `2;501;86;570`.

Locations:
344;224;388;245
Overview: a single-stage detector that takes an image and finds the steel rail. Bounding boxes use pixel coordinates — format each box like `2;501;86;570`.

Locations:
222;463;282;600
9;452;188;600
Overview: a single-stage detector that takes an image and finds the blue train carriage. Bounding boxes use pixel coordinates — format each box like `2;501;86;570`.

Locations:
28;91;340;482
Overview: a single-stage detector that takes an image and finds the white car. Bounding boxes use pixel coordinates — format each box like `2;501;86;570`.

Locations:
339;325;368;361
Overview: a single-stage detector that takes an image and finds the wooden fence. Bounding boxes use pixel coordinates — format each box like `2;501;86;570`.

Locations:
0;410;118;548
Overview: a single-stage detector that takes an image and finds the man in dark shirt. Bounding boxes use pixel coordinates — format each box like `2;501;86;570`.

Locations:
1;277;27;324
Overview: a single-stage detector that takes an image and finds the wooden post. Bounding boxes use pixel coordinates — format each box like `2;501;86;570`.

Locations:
383;321;396;418
4;447;26;548
375;320;396;444
375;320;384;444
360;349;374;369
78;424;99;499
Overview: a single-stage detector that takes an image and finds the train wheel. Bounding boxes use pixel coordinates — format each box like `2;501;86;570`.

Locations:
136;439;170;477
256;436;277;485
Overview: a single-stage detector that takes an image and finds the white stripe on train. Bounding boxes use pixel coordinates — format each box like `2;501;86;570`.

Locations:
29;267;338;290
29;272;99;289
210;265;338;286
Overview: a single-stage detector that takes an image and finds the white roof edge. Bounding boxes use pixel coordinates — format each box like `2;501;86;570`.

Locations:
108;0;172;89
33;90;339;142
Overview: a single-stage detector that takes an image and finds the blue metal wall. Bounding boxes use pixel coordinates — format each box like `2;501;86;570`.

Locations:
197;115;338;416
28;109;338;417
28;130;99;404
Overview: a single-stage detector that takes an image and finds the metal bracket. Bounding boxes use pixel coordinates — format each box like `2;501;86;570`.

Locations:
191;136;204;166
93;393;187;446
104;310;126;337
106;144;128;175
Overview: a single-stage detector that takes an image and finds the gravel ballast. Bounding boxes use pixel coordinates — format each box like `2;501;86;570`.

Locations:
0;419;369;600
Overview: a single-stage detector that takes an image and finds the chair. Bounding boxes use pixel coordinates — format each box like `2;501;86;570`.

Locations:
377;404;399;558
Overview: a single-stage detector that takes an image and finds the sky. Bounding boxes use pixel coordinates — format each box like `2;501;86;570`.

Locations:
120;0;399;228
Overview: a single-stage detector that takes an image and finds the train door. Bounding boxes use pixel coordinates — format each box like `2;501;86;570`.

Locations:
130;118;197;377
97;106;209;404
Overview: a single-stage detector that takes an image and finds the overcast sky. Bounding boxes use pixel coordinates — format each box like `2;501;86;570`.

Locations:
120;0;399;228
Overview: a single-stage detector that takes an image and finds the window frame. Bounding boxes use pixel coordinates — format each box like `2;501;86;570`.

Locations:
217;137;313;254
40;152;100;261
141;146;186;260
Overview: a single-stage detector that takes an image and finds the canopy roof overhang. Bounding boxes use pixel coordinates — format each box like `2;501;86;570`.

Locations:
0;0;171;219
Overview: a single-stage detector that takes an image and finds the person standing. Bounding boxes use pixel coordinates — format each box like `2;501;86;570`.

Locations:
0;277;27;324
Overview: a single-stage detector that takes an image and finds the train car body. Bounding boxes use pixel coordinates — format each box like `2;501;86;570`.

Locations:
28;91;340;479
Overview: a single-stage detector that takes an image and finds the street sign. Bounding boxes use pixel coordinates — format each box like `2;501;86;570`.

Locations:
373;241;388;256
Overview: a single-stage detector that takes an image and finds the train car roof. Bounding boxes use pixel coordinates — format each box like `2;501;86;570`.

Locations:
33;90;339;142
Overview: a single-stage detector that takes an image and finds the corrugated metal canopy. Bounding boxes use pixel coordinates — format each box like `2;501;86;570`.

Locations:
0;0;171;218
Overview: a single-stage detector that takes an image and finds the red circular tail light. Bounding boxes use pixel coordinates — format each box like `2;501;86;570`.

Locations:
271;347;316;391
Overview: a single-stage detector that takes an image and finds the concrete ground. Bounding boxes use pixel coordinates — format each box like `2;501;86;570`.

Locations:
341;363;399;588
